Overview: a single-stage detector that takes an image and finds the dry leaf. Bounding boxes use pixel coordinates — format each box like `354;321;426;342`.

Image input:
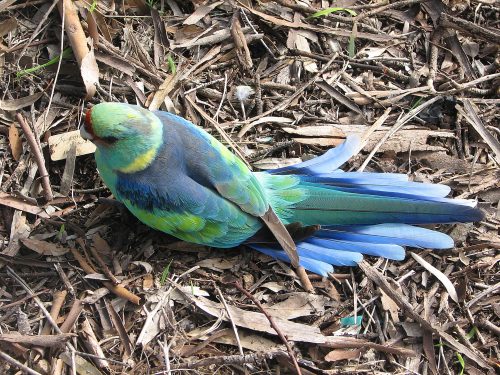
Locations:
0;17;17;37
260;281;286;292
184;1;223;25
86;11;99;47
92;233;112;255
187;295;328;343
381;289;400;323
197;256;241;271
137;288;171;346
85;273;110;281
187;328;285;352
0;92;43;111
253;157;302;170
21;238;69;256
80;48;99;99
143;274;154;290
248;116;294;127
0;192;50;218
263;292;333;320
292;14;318;73
292;137;345;147
95;51;135;76
131;261;153;273
316;81;364;116
8;123;22;161
410;252;459;303
60;352;103;375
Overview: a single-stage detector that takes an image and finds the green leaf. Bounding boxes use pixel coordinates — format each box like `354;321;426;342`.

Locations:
348;33;356;58
465;326;477;340
411;97;424;109
56;224;65;241
17;48;73;78
456;352;465;375
167;55;176;75
348;22;357;58
89;0;98;13
310;7;357;18
160;259;173;285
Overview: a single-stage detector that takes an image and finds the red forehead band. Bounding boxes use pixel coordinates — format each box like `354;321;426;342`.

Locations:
84;107;95;137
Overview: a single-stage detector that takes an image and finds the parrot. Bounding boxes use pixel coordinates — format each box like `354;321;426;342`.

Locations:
80;102;483;276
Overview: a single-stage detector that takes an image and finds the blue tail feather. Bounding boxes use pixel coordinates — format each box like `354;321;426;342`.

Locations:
270;136;359;175
301;174;451;198
250;136;483;275
317;224;454;249
306;236;406;260
249;245;334;276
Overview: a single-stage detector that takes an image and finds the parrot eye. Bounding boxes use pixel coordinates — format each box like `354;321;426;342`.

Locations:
101;135;119;144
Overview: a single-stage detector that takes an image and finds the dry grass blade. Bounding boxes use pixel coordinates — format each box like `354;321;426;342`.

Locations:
316;80;364;117
359;95;438;171
410;252;459;303
15;113;53;202
458;100;500;165
0;92;43;111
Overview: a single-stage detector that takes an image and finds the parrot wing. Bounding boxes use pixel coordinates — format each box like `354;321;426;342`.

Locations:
114;163;262;248
155;111;299;266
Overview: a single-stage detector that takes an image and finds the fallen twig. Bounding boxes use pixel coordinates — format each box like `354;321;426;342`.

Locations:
169;351;288;370
15;113;53;202
69;247;141;305
233;281;302;375
296;266;314;293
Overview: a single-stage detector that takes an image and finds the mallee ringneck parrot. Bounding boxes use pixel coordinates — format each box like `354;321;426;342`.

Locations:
80;103;483;276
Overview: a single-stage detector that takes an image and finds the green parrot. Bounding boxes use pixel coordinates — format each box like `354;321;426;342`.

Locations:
80;103;483;276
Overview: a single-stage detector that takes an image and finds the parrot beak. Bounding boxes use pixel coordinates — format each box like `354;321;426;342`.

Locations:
80;125;94;141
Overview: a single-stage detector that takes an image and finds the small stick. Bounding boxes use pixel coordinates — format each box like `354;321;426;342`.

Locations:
476;318;500;337
169;351;287;370
69;248;141;305
35;290;68;355
43;290;68;335
233;282;302;375
254;73;263;115
88;245;120;286
295;266;314;293
59;299;84;333
15;113;53;202
216;286;244;355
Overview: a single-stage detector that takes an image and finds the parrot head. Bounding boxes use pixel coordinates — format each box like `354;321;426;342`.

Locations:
81;103;163;173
